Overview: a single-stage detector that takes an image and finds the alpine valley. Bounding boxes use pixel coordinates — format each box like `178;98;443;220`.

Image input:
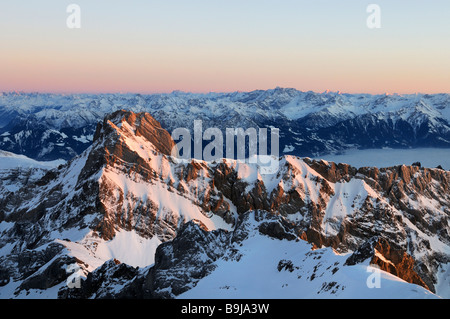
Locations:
2;88;450;164
0;89;449;299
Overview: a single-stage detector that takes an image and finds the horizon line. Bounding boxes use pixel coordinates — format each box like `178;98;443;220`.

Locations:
1;87;449;97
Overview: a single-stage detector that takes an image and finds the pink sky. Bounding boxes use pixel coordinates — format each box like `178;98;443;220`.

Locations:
1;1;449;94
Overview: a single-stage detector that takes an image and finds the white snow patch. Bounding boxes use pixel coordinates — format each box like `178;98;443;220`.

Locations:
57;230;161;270
95;230;162;268
0;150;65;170
179;231;438;299
283;145;295;152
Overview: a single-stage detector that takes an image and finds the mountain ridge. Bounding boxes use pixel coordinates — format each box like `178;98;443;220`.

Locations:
1;89;450;161
0;110;449;299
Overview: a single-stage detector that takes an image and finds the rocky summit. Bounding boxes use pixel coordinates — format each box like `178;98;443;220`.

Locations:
0;110;448;299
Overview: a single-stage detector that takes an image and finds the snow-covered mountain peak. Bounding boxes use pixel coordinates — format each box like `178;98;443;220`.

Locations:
96;109;175;154
1;89;450;161
0;110;449;299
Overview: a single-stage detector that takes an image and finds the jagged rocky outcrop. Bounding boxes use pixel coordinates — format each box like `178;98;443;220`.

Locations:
58;258;141;299
0;110;449;298
58;211;438;299
345;237;429;290
60;211;305;299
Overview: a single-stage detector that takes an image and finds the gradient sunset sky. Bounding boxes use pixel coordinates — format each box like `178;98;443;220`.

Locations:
1;0;450;94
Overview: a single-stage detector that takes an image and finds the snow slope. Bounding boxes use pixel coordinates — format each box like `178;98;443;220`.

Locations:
0;150;65;170
56;230;162;270
179;214;438;299
0;150;65;194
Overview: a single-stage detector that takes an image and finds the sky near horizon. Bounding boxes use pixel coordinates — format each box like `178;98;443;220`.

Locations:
1;1;450;94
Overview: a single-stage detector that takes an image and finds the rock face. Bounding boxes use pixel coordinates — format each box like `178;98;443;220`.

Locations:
95;110;176;157
58;259;141;299
345;237;429;290
147;220;230;298
59;211;308;299
58;211;438;299
0;110;449;298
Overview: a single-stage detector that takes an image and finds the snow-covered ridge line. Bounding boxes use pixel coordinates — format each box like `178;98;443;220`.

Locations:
1;88;450;161
1;89;450;128
0;110;449;299
0;150;65;169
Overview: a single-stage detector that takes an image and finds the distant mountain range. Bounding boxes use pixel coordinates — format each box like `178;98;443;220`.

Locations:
1;88;450;161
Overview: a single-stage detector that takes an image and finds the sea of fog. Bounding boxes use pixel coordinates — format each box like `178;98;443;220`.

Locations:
315;148;450;170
